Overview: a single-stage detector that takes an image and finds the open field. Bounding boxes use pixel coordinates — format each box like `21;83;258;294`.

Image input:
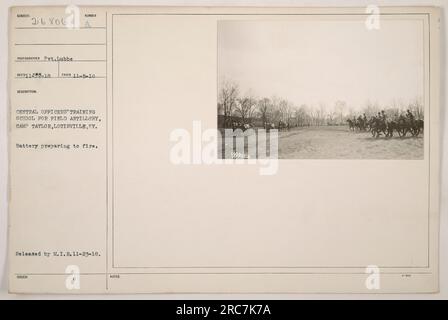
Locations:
276;126;424;159
219;125;424;160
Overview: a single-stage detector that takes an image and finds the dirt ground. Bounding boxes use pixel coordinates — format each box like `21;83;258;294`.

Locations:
276;125;424;159
218;125;424;160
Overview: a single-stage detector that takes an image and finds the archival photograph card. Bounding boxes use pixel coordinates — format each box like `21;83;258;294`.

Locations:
8;6;440;293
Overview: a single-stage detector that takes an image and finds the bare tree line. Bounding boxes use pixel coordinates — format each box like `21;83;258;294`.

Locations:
218;80;424;129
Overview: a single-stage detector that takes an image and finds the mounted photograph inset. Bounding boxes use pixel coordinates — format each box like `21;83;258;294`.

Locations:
217;19;425;159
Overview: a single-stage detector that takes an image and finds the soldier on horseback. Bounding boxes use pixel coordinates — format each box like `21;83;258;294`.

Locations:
380;110;387;123
406;109;422;136
357;115;363;130
406;109;415;122
376;112;383;126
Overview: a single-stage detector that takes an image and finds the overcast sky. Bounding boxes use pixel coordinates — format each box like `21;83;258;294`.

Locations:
218;19;424;111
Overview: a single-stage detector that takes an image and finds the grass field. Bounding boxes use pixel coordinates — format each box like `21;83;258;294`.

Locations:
219;125;424;160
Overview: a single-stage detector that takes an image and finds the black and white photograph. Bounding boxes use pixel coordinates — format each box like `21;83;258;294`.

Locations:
2;3;444;299
218;19;426;159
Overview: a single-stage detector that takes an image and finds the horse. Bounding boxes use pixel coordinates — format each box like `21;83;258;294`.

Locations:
395;116;423;137
370;117;388;138
411;119;424;136
356;117;367;131
347;119;355;131
385;120;399;138
278;121;288;131
384;117;423;138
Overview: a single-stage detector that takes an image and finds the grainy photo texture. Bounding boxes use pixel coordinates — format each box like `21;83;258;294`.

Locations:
217;20;425;159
